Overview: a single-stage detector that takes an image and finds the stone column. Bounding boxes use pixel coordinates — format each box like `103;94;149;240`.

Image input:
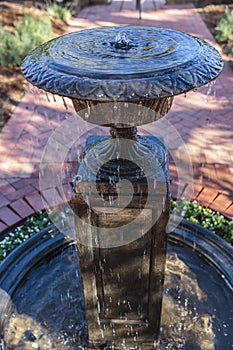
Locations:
72;135;170;349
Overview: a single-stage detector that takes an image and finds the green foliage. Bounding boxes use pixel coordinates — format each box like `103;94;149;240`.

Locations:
0;211;52;261
46;1;71;21
0;200;232;262
215;9;233;43
0;14;54;67
222;42;233;62
171;199;233;244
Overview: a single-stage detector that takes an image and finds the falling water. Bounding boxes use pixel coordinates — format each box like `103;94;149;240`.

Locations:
204;80;216;104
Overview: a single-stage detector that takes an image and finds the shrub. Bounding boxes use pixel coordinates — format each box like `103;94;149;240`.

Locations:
0;14;54;67
46;2;71;21
215;9;233;43
171;199;233;244
0;211;52;261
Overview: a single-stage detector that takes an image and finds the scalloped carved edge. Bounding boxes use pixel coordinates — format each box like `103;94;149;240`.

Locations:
22;38;223;101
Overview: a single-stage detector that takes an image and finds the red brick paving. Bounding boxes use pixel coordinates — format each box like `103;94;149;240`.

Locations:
0;206;22;227
222;204;233;220
25;191;45;212
0;221;7;233
183;183;204;202
195;187;219;208
0;2;232;235
10;198;34;219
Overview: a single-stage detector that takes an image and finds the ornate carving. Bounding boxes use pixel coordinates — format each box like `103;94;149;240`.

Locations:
22;27;223;102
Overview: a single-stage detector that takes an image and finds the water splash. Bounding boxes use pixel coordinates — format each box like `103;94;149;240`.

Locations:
62;97;68;110
204;80;216;104
113;32;133;50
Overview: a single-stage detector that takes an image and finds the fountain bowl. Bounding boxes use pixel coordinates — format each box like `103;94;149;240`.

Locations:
21;26;223;127
0;219;232;349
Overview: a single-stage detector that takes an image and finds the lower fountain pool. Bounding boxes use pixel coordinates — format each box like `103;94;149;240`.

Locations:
1;220;232;350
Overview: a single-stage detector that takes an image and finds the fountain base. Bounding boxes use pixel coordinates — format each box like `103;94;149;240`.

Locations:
72;134;170;347
0;220;232;350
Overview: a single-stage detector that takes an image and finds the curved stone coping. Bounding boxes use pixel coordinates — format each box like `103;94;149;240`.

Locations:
0;219;232;307
0;225;73;328
169;217;233;291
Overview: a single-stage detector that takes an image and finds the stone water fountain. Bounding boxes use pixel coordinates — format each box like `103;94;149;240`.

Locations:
0;26;232;350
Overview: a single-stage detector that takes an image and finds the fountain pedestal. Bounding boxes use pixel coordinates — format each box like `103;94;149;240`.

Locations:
72;134;170;348
20;25;223;349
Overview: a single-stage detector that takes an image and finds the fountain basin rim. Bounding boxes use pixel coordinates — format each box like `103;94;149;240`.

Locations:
1;219;232;349
169;216;233;291
0;218;232;302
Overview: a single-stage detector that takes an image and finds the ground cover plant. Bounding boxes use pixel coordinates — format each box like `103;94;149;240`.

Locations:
0;0;69;129
0;211;52;261
46;1;71;21
0;200;232;262
215;7;233;62
0;14;54;68
171;199;233;244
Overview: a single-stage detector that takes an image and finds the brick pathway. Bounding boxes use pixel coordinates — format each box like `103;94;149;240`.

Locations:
0;2;232;235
